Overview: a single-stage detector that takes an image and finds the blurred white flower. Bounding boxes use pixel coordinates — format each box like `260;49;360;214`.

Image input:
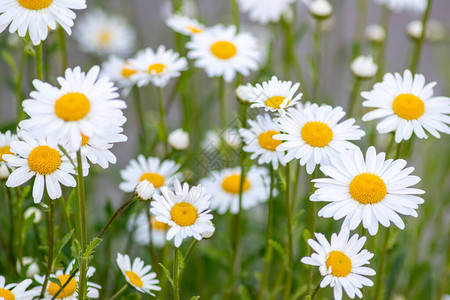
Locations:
351;55;378;79
365;24;386;43
235;83;255;104
309;0;333;19
166;15;206;36
375;0;426;14
168;128;190;150
238;0;295;24
17;257;40;277
24;207;42;223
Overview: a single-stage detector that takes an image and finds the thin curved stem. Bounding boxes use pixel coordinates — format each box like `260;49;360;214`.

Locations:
409;0;433;73
109;284;128;300
157;87;169;156
97;197;138;239
40;198;55;298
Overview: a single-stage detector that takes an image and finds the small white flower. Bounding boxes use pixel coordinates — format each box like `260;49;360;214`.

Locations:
0;130;17;179
406;20;424;40
75;9;136;57
24;206;43;223
135;180;155;201
150;180;215;247
187;25;260;82
0;0;87;45
365;24;386;43
116;253;161;296
236;83;255;104
127;46;188;88
166;14;206;36
309;0;333;19
0;276;38;300
17;256;40;277
238;0;295;24
102;56;139;95
301;228;375;300
362;70;450;143
312;146;425;235
168;128;189;150
351;55;378;79
375;0;426;14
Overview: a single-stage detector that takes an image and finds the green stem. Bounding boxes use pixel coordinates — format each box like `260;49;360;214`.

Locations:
348;77;362;117
283;164;293;300
146;203;160;275
183;239;198;262
231;0;240;32
258;166;275;300
173;247;180;300
409;0;433;73
97;197;137;239
310;277;324;300
57;26;68;71
307;169;318;295
374;227;390;300
376;5;390;82
6;187;15;266
40;198;55;298
134;86;147;149
35;43;43;80
51;268;78;300
76;151;88;300
353;0;368;58
109;284;128;300
219;78;227;129
16;188;24;271
157;87;169;156
313;20;322;100
17;46;26;121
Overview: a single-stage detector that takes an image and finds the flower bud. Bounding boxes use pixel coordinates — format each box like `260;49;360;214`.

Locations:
235;83;255;104
365;24;386;43
135;180;155;201
309;0;333;19
168;128;189;150
351;55;378;79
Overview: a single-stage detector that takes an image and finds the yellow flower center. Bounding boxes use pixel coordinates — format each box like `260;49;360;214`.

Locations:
139;172;165;188
148;63;166;74
186;25;203;34
0;146;13;162
81;134;90;147
27;145;61;175
17;0;53;10
392;93;425;120
210;41;237;60
98;30;112;45
265;96;287;109
151;217;167;230
170;202;198;226
258;130;282;151
301;121;333;148
0;288;15;300
326;251;352;277
349;173;387;204
54;92;91;122
47;275;77;298
121;63;137;78
125;271;143;287
222;174;251;194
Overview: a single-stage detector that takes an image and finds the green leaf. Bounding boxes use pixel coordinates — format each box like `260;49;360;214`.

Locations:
71;239;82;261
158;263;174;287
303;229;312;243
189;297;200;300
83;237;102;260
178;250;185;271
49;276;62;287
53;230;74;268
238;285;252;300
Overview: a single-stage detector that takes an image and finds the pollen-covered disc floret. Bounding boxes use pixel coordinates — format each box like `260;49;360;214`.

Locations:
20;66;127;152
275;102;365;174
199;166;272;214
120;155;181;195
127;45;188;87
0;0;87;45
374;0;426;13
116;253;161;296
150;180;215;247
250;76;303;115
74;9;136;57
186;24;260;82
301;228;375;300
4;131;76;203
239;114;286;169
34;259;100;299
362;69;450;143
166;14;206;36
311;146;425;235
237;0;295;24
0;276;38;300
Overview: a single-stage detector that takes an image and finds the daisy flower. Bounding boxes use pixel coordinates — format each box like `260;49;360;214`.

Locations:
199;166;271;214
4;132;76;203
129;212;168;248
239;114;285;169
116;253;161;296
151;180;215;247
74;9;136;57
166;14;206;36
250;76;303;115
186;24;260;82
120;155;181;194
275;103;365;174
0;0;87;45
102;56;138;95
127;45;188;87
238;0;295;24
0;130;17;179
0;276;38;300
34;259;101;299
311;146;425;235
20;66;127;151
301;228;375;300
361;70;450;143
375;0;426;13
